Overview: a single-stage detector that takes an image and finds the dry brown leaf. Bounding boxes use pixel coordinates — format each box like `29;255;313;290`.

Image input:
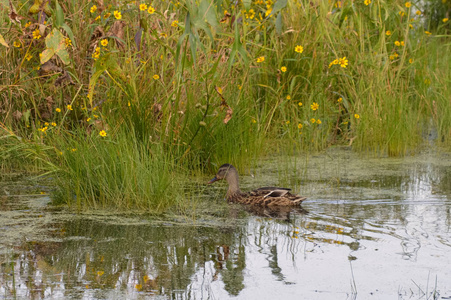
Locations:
107;21;126;50
214;86;233;124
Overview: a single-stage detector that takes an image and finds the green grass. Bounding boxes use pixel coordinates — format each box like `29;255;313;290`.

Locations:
1;0;450;210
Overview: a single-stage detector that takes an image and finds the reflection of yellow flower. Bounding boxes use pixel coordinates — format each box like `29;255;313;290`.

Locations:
171;20;179;27
310;102;319;111
114;10;122;19
281;66;287;72
153;74;160;80
100;39;108;47
354;114;360;119
99;130;107;137
148;6;155;14
256;56;265;63
295;45;303;53
90;5;97;13
32;29;41;40
139;4;148;11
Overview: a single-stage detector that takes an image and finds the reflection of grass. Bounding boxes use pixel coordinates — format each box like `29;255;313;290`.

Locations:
1;0;451;209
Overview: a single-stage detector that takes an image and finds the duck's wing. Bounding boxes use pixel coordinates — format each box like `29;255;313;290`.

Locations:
251;187;292;198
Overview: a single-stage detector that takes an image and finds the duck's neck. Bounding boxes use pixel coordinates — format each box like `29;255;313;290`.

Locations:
225;171;241;200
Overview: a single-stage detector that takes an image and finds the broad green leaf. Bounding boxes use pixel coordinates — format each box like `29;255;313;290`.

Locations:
43;28;69;65
275;12;283;35
61;24;76;47
268;0;288;18
55;0;64;28
243;0;252;10
40;48;54;63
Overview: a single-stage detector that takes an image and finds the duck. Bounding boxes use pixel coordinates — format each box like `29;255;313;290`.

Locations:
207;164;306;206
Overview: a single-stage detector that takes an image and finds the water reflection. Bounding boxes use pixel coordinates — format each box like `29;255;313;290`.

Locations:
1;150;451;299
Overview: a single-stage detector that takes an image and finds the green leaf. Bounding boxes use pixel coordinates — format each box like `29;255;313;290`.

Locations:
243;0;252;10
268;0;288;18
40;48;54;64
55;0;64;28
61;24;76;47
43;28;69;65
275;12;283;35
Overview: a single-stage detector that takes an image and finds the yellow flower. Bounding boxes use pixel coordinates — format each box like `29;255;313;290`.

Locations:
153;74;160;80
298;123;303;129
443;18;449;23
139;3;148;11
389;55;395;60
65;38;72;47
399;11;406;17
416;10;421;16
71;148;77;152
171;20;179;27
310;118;316;123
51;122;56;126
97;271;104;276
67;105;73;111
25;21;31;28
135;284;142;291
25;53;32;61
409;58;413;63
354;114;360;119
298;102;303;107
13;40;21;47
147;6;155;14
386;30;391;36
256;56;265;63
286;121;290;125
395;41;401;46
252;119;257;124
100;39;108;47
339;57;348;68
281;66;287;72
337;97;343;103
409;24;413;29
95;15;100;21
316;119;322;124
32;29;41;40
114;10;122;19
99;130;107;137
104;12;111;18
90;5;97;13
56;108;61;112
160;32;168;38
405;2;411;8
87;118;91;122
425;31;431;35
245;9;255;19
364;0;371;5
295;45;304;53
310;102;319;111
400;41;405;46
286;95;291;100
329;59;339;68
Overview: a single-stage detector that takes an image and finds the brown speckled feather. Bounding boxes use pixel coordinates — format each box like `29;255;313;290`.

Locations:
208;164;306;206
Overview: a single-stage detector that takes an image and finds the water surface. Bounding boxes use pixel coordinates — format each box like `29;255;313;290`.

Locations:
1;148;450;299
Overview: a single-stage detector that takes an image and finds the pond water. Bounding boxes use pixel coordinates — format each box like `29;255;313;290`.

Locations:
1;148;450;300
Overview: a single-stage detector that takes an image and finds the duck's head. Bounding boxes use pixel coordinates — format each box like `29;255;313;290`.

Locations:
207;163;236;184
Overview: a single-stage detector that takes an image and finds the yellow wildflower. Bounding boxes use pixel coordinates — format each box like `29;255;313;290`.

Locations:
153;74;160;80
25;22;31;28
416;10;421;16
316;119;322;124
139;3;148;11
298;123;303;129
99;130;107;137
354;114;360;119
114;10;122;19
400;41;405;46
364;0;371;5
339;57;348;68
310;118;316;123
25;53;32;61
97;271;104;276
256;56;265;63
65;38;72;47
386;30;391;36
286;121;290;125
310;102;319;111
100;39;108;47
147;6;155;14
51;122;56;126
443;18;449;23
104;12;111;18
32;29;41;40
337;97;343;103
286;95;291;100
395;41;401;46
90;5;97;13
95;15;100;21
281;66;287;72
409;58;413;63
171;20;179;27
67;105;73;111
298;102;303;107
295;45;304;53
425;31;431;35
405;2;411;8
13;40;21;47
56;108;61;112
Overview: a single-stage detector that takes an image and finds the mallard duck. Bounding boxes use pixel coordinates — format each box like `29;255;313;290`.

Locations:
207;164;306;206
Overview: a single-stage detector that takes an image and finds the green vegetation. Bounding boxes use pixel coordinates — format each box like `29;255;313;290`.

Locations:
1;0;450;210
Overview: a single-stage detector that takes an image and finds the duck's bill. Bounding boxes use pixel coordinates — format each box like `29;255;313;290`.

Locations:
207;177;218;184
